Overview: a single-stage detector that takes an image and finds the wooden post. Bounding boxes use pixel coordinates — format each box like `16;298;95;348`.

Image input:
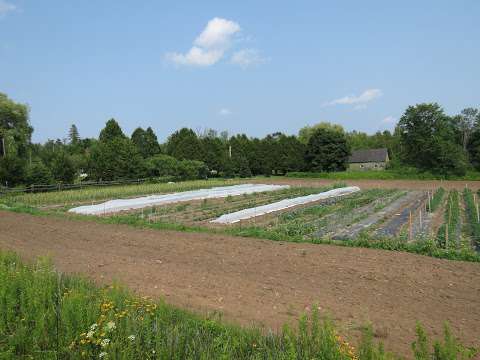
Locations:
477;203;479;223
419;210;423;230
409;211;412;241
428;192;432;212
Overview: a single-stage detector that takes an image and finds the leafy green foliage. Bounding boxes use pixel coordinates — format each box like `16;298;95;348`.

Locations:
51;151;77;183
427;188;445;212
0;251;354;359
24;159;53;185
305;127;350;172
463;188;480;249
397;103;467;176
88;137;144;181
131;127;161;158
166;128;203;161
99;118;126;142
436;191;460;249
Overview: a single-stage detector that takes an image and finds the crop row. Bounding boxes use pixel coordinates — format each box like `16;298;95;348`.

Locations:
427;187;445;212
436;190;460;249
463;188;480;249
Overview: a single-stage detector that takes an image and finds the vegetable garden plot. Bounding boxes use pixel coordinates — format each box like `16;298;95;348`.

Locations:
143;187;327;225
68;184;289;215
326;190;407;240
211;186;360;224
374;191;428;238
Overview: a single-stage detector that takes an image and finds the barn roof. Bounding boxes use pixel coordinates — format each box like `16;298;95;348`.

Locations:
348;148;388;163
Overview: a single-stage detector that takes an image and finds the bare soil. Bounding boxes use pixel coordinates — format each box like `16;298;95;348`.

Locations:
0;210;479;357
254;178;480;191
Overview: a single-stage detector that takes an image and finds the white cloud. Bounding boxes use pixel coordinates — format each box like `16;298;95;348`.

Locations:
166;17;241;67
381;116;397;124
230;48;266;68
323;88;383;107
194;17;240;49
218;108;231;116
166;47;223;67
0;0;15;16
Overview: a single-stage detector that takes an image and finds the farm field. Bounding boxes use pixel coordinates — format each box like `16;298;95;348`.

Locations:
2;178;480;261
0;210;479;358
2;179;480;356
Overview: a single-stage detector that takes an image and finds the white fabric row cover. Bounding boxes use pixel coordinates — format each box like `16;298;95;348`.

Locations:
68;184;290;215
210;186;361;224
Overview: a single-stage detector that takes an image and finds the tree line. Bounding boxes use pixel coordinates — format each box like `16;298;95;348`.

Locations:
0;92;479;186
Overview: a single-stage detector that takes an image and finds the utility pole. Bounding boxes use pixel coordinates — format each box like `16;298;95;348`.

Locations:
229;145;232;158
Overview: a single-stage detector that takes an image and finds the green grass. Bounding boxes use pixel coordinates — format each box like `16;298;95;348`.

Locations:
286;170;480;181
0;251;476;359
3;179;247;207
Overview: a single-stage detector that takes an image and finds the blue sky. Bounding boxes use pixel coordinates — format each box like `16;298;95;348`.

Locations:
1;1;479;143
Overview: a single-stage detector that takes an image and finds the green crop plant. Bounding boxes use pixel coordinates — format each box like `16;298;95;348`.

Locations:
436;190;460;249
427;187;445;212
463;188;480;249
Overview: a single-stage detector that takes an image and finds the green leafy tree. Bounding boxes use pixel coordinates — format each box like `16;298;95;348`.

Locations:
0;93;33;185
277;134;306;173
99;119;126;142
166;128;203;161
198;131;227;173
68;124;80;145
51;151;76;183
467;128;480;170
89;121;144;180
24;159;53;185
298;122;344;144
145;154;179;177
176;160;208;180
397;103;467;176
88;138;144;181
131;127;161;158
0;155;25;186
305;127;350;172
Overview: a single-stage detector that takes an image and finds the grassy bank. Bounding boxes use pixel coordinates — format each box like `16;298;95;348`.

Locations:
0;251;476;359
286;170;480;181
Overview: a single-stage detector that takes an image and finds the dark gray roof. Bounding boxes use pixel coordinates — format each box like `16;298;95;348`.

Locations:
348;148;388;163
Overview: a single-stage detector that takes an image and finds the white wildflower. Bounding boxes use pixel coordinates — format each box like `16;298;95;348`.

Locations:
128;335;136;341
86;330;94;339
100;338;110;347
105;321;116;331
90;323;98;331
99;351;107;358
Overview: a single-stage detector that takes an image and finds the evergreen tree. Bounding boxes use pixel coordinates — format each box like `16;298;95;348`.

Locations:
88;137;144;181
99;119;126;142
305;127;350;172
166;128;203;161
131;127;161;158
24;159;53;185
68;124;80;144
51;151;76;183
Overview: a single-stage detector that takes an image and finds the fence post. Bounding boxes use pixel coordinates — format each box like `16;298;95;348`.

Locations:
409;211;412;241
445;222;449;249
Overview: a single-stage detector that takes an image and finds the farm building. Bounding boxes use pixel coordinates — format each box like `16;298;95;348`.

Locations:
348;148;389;170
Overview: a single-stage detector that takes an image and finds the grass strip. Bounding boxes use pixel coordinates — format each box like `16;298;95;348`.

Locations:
0;251;476;359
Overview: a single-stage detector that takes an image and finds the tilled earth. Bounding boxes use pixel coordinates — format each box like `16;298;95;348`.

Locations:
0;210;479;357
253;178;480;191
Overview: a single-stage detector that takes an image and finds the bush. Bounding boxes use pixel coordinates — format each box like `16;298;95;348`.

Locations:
24;159;53;185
